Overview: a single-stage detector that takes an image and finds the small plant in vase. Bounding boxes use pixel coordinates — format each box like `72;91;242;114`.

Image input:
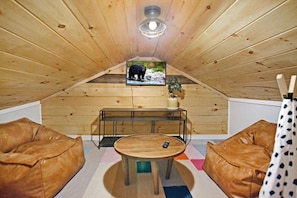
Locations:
167;76;182;109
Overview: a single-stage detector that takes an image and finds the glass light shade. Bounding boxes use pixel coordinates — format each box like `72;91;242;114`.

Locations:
139;18;167;38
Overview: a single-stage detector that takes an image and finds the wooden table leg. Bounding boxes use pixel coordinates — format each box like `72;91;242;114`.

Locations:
151;161;159;194
165;158;174;179
122;156;129;185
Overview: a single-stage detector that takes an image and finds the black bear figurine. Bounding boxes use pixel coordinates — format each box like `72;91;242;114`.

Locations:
128;65;146;81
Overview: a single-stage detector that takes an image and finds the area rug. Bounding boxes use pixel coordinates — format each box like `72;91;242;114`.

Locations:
55;141;227;198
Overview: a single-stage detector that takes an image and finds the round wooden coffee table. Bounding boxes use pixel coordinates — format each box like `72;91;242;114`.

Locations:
114;133;186;194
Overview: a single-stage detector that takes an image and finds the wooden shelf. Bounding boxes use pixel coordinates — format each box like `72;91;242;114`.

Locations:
91;108;187;148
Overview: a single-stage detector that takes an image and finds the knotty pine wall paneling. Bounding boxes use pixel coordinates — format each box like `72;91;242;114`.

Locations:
41;66;228;136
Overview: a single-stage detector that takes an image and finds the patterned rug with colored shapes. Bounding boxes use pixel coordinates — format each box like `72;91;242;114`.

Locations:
56;141;227;198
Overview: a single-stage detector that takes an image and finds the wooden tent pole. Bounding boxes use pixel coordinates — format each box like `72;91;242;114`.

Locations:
288;75;296;94
276;74;288;99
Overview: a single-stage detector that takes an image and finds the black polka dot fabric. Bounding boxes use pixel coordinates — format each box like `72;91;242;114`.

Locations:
259;99;297;197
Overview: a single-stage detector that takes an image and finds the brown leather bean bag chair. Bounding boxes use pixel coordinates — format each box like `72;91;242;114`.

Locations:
203;120;277;198
0;118;85;198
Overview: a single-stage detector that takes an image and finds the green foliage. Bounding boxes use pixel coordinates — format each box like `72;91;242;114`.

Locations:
127;61;165;72
168;77;182;97
152;66;164;72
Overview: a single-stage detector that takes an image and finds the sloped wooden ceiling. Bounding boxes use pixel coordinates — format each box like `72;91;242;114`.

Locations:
1;0;297;110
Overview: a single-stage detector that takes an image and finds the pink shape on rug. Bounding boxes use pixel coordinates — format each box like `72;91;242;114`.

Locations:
191;159;205;171
185;144;204;159
100;148;121;163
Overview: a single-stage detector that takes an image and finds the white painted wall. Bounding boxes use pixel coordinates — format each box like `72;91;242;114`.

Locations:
228;98;282;135
0;101;42;124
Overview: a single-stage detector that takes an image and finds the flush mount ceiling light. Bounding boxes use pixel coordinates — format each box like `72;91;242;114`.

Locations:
139;5;167;38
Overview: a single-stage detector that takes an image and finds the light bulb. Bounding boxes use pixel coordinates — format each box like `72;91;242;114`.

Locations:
148;21;157;30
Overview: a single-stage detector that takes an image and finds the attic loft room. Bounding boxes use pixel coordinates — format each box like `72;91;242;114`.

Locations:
0;0;297;197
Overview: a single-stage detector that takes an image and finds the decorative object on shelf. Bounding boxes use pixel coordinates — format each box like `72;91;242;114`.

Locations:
167;76;182;109
139;5;167;38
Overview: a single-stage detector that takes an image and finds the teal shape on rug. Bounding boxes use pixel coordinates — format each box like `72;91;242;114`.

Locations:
83;146;91;155
163;186;192;198
137;161;151;173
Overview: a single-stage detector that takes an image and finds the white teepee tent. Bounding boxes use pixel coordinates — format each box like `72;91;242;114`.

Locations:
259;75;297;197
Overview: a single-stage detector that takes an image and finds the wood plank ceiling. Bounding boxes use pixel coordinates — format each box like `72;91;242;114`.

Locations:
1;0;297;110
